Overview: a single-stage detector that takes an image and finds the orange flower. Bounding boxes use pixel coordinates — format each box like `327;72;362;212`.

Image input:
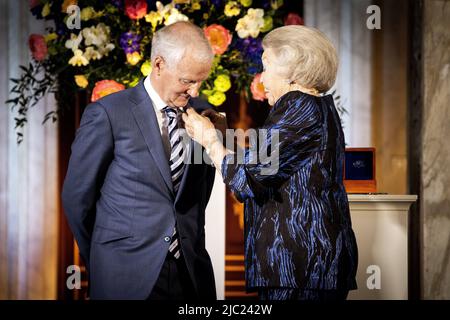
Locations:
28;34;48;61
62;0;77;12
204;24;232;55
125;0;147;20
250;73;266;101
91;80;125;102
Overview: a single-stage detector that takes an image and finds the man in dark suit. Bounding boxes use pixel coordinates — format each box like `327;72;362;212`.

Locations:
62;21;217;300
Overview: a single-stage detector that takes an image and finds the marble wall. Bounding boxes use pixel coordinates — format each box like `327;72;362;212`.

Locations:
422;0;450;300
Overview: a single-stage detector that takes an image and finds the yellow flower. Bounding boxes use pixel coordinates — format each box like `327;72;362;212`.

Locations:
62;0;78;12
239;0;252;7
145;11;163;30
214;74;231;93
270;0;283;10
140;61;152;76
68;49;89;66
129;77;140;87
207;91;226;106
224;1;241;17
203;13;209;19
202;89;213;97
42;3;51;17
126;51;142;66
74;75;88;88
192;0;201;10
44;33;58;42
260;16;273;33
81;7;96;21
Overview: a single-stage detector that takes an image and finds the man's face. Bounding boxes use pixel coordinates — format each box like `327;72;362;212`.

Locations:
154;53;212;108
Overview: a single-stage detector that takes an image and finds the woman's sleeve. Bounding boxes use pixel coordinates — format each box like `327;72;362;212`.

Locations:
221;96;322;202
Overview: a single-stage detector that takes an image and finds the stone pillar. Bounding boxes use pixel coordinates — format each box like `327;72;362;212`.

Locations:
422;0;450;300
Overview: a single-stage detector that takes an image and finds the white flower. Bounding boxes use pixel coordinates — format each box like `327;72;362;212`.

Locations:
83;46;102;61
82;23;110;47
97;43;115;57
156;1;172;17
68;49;89;66
65;33;83;52
164;8;189;25
155;1;188;26
235;8;265;38
78;23;114;59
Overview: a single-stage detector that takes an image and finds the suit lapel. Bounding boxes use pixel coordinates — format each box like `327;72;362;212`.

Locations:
129;81;174;196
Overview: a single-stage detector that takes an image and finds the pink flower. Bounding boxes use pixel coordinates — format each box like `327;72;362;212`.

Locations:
250;73;266;101
284;13;304;26
91;80;125;102
125;0;147;20
28;34;48;61
204;24;233;55
29;0;40;9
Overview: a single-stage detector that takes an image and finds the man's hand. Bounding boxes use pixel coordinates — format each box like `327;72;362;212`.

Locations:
182;108;217;148
200;109;228;138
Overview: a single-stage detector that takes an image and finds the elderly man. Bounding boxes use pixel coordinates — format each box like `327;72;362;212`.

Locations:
62;21;217;300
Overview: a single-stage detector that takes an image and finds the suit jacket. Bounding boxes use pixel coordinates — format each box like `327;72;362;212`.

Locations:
222;90;358;291
62;80;216;299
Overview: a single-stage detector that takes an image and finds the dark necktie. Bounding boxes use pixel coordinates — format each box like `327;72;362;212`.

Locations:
163;107;183;259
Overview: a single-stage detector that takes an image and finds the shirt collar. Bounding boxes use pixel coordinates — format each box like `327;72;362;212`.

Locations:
143;76;167;112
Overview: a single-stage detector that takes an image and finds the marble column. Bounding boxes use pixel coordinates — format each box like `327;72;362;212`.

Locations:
422;0;450;300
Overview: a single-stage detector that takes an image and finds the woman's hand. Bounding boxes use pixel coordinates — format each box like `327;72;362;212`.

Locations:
182;108;218;148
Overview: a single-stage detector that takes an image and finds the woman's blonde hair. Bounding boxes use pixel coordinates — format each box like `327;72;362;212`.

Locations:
262;25;338;93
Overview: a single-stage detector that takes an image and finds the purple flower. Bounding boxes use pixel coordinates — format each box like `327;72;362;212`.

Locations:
112;0;123;9
211;0;224;7
234;37;263;61
120;32;142;54
233;37;263;74
55;21;68;36
262;0;271;9
247;65;262;75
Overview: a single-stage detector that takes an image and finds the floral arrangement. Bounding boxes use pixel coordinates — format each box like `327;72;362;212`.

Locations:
7;0;304;142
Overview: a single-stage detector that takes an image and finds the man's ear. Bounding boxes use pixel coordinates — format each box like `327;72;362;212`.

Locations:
153;56;165;75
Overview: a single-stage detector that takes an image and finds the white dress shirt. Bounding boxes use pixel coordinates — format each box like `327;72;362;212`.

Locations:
143;76;171;160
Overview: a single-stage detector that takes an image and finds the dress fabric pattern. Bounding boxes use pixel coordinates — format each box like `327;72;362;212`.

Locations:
221;91;358;291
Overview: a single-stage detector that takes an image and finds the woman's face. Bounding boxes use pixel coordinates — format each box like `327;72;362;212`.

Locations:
260;49;290;106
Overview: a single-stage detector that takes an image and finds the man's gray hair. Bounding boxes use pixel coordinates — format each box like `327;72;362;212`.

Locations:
151;21;214;68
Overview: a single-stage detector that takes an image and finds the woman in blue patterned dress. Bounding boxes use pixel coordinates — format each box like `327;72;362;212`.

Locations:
183;25;358;301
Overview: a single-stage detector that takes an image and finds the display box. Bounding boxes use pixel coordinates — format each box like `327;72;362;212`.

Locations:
343;147;377;193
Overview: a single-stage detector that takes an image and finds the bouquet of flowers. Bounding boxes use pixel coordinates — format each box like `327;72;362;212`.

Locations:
7;0;304;142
